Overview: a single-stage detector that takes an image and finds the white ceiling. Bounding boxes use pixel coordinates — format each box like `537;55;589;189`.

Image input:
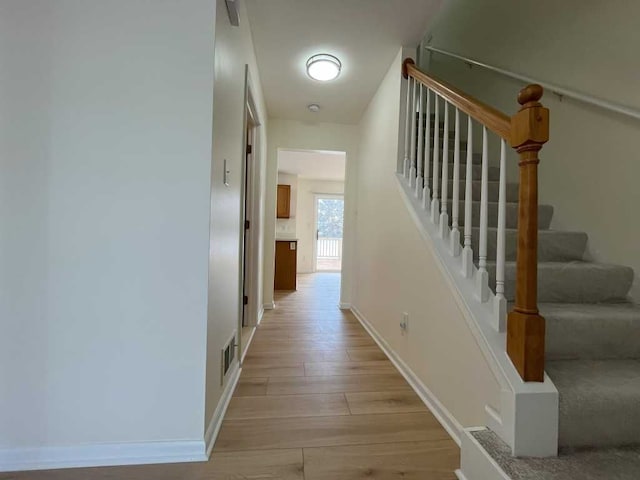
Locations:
278;149;346;181
245;0;442;124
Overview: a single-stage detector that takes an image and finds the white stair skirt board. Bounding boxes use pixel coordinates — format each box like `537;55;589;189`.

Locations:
0;440;207;473
205;361;241;457
459;428;511;480
350;306;463;446
395;174;559;457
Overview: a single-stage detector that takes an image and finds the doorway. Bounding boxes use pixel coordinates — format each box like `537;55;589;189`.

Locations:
313;194;344;272
274;149;347;283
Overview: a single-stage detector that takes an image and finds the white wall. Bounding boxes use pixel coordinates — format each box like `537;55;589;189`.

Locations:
275;172;298;238
422;0;640;299
205;0;268;436
352;49;501;429
0;0;215;467
296;179;345;273
264;119;358;308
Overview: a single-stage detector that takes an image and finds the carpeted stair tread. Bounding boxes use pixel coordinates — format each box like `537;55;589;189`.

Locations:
430;163;501;181
487;261;633;303
433;179;520;202
424;137;469;150
452;201;553;229
469;229;587;262
542;303;640;360
472;428;640;480
546;359;640;448
425;150;483;164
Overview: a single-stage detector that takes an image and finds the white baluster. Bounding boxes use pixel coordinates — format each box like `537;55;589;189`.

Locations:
422;88;432;209
403;77;412;179
415;84;424;198
476;126;490;302
409;78;418;187
430;94;440;224
439;101;449;238
494;139;507;331
461;117;474;278
450;108;461;256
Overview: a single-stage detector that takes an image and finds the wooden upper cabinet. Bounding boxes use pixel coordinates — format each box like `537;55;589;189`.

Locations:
277;184;291;218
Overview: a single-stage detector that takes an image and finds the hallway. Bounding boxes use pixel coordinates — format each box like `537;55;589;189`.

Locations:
1;274;458;480
212;273;459;478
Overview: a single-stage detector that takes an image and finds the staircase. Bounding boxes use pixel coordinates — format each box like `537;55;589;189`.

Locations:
440;150;640;450
400;59;640;479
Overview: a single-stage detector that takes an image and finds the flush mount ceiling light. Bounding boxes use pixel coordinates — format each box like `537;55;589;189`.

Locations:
308;103;321;113
306;54;342;81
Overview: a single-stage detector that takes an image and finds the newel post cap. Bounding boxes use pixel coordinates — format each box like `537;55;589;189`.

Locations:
402;58;415;79
511;84;549;150
518;84;544;107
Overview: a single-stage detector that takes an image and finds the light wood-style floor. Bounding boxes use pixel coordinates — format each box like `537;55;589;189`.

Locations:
316;257;342;271
2;273;458;479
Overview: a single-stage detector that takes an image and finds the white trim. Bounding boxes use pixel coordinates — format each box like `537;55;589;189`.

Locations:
425;46;640;121
455;470;469;480
350;305;463;446
257;305;265;324
204;361;241;457
458;428;511;480
263;301;275;310
241;327;257;364
0;440;206;473
339;302;351;310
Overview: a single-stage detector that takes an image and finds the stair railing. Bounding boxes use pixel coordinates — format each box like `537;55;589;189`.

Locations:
401;58;549;382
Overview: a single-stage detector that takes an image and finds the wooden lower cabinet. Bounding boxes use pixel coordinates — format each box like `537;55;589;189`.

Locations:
274;240;297;290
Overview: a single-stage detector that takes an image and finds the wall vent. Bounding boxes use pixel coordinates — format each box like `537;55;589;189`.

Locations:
221;331;237;385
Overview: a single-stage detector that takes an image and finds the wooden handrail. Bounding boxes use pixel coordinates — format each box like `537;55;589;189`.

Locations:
403;59;549;382
403;58;511;140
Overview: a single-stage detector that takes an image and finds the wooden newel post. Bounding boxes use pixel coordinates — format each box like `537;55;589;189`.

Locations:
507;84;549;382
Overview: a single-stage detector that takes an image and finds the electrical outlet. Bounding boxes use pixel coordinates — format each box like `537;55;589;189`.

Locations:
400;312;409;333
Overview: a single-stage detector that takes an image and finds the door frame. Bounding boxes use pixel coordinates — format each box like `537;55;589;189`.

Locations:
312;193;345;273
237;66;263;360
241;111;255;328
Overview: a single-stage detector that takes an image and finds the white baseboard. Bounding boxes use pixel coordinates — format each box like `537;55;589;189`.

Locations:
459;428;511;480
350;305;463;446
241;327;257;364
455;469;469;480
339;302;351;310
204;361;241;457
1;340;244;473
263;301;275;310
0;439;206;473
